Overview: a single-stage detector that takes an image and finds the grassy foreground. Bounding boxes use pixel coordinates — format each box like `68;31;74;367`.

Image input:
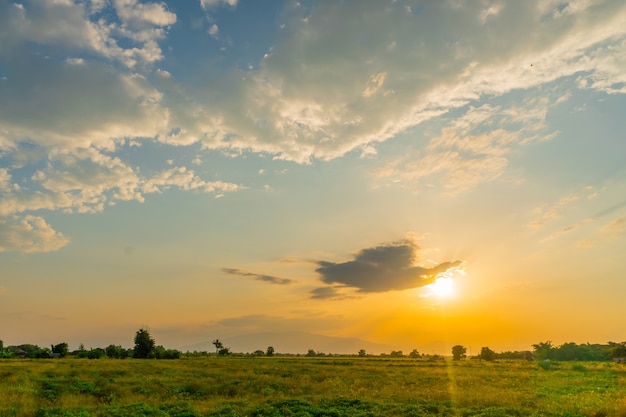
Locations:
1;356;625;416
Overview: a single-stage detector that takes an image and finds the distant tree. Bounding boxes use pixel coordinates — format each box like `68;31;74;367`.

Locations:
51;342;69;358
266;346;275;357
306;349;317;357
611;343;626;358
532;341;554;361
134;328;156;359
390;350;404;357
0;340;3;351
154;345;181;359
409;349;420;358
358;349;366;357
218;347;231;356
479;347;496;361
105;344;127;359
452;345;467;361
87;348;105;359
253;350;265;356
212;339;224;355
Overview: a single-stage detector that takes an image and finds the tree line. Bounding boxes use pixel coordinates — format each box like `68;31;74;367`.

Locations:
446;341;626;361
0;329;181;360
2;333;625;361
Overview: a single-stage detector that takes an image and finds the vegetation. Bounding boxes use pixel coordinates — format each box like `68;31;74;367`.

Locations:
1;356;625;416
133;329;156;359
452;344;467;361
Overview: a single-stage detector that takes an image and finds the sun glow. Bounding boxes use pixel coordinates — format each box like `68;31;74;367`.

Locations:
429;277;456;298
422;267;465;299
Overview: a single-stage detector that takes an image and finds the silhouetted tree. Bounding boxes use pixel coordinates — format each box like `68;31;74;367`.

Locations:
51;342;69;358
218;347;231;356
390;350;404;357
358;349;366;357
306;349;317;357
266;346;275;356
479;346;496;361
134;328;156;358
452;345;467;361
532;341;554;361
212;339;224;355
253;350;265;356
409;349;420;358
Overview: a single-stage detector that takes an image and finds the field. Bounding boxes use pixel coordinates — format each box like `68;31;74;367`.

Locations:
1;357;626;416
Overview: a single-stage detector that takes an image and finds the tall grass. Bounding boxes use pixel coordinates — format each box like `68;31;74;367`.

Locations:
1;357;625;416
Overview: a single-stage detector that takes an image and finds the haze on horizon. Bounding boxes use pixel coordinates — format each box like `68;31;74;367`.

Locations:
1;0;625;355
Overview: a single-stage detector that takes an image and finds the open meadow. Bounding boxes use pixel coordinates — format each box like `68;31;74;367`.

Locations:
1;357;626;416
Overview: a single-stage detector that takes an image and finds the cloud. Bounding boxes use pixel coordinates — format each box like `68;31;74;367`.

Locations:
529;186;598;230
0;148;241;217
375;96;558;192
0;215;69;253
315;239;462;293
309;287;354;301
603;216;626;237
166;0;626;163
0;0;174;68
222;268;296;285
208;24;219;37
199;0;237;11
114;0;176;28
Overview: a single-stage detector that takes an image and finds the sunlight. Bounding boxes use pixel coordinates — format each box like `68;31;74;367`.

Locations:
421;266;465;299
429;276;456;298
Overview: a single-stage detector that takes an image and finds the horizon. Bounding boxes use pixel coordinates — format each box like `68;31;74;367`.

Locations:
1;0;625;356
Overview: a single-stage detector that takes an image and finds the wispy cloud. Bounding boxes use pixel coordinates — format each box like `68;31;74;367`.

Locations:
222;268;296;285
603;216;626;237
529;186;598;230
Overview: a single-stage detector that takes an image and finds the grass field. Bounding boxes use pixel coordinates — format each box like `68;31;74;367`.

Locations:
1;357;625;416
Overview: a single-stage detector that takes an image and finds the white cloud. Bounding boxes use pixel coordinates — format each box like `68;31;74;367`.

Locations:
0;0;175;68
114;0;176;28
0;215;69;253
199;0;237;11
156;0;626;164
375;95;558;192
208;23;219;37
0;149;241;217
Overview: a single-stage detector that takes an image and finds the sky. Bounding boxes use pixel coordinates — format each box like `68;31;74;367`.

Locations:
1;0;625;355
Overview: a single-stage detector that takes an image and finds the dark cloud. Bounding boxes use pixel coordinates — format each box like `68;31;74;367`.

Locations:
315;239;462;293
222;268;295;285
309;287;354;301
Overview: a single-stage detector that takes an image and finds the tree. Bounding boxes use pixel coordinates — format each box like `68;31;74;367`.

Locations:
452;345;467;361
212;339;224;355
218;347;231;356
390;350;404;357
134;328;156;359
611;343;626;358
266;346;275;357
409;349;420;358
306;349;317;357
479;347;496;361
358;349;367;357
51;342;69;358
532;341;554;361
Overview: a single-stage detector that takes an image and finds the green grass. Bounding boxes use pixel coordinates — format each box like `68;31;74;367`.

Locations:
1;357;625;416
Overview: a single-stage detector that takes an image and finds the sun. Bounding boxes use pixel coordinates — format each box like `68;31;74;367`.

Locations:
422;266;465;299
428;276;456;299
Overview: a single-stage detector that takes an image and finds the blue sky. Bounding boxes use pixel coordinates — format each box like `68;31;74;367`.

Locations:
1;0;625;354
